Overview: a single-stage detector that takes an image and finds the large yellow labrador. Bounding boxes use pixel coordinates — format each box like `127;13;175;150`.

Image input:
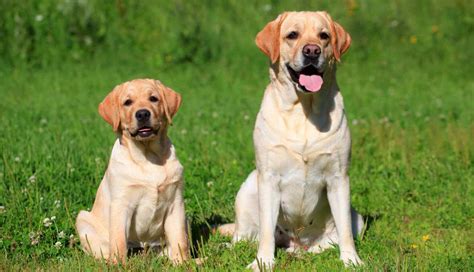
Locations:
75;79;188;264
219;11;364;270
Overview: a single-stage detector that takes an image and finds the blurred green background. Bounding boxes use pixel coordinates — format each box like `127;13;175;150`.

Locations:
1;0;471;69
1;0;473;270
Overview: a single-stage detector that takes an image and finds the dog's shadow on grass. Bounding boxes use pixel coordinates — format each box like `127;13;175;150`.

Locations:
359;213;381;241
126;214;228;259
128;213;378;258
188;214;229;258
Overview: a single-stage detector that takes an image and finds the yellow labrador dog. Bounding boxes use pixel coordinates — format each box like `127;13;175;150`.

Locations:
219;11;363;270
75;79;188;264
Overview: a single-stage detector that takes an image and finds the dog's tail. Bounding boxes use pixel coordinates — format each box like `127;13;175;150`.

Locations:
213;223;235;237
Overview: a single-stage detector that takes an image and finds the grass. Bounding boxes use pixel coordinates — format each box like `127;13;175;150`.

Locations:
1;1;473;271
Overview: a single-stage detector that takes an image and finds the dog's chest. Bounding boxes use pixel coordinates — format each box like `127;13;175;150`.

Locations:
129;162;183;242
279;151;334;201
257;112;348;226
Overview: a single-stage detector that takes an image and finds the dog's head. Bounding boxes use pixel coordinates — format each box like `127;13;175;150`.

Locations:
98;79;182;141
256;11;351;93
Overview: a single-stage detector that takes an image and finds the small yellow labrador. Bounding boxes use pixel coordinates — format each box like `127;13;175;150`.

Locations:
219;11;363;270
75;79;188;264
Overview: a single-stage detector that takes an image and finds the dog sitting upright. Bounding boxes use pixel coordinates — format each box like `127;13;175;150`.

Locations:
218;11;363;271
76;79;188;264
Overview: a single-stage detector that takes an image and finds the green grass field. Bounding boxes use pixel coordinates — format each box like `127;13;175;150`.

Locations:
1;1;473;271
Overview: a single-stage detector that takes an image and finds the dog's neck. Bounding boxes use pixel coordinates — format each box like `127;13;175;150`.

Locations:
269;62;339;117
118;131;171;166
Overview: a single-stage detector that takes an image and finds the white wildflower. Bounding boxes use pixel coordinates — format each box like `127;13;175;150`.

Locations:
207;181;214;187
54;200;61;208
29;231;40;245
50;216;56;221
40;118;47;124
0;206;5;213
54;241;62;249
14;157;21;162
43;218;52;227
28;175;36;183
35;14;44;22
352;119;359;125
58;231;65;239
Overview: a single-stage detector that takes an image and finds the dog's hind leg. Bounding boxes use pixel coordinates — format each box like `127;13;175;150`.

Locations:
76;210;110;260
216;223;235;236
233;170;260;242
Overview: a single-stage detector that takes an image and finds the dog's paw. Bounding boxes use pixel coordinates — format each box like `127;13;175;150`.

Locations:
193;257;207;266
308;245;324;254
247;258;274;271
340;252;363;267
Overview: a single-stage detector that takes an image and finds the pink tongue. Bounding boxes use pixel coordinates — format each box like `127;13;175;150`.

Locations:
299;74;323;92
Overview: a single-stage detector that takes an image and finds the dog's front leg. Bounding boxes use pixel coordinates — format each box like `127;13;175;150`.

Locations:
164;184;189;264
248;171;280;272
327;175;362;266
109;201;131;264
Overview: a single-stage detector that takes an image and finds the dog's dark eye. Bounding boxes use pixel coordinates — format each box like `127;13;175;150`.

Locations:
123;99;133;106
286;31;299;40
319;32;330;40
149;96;159;102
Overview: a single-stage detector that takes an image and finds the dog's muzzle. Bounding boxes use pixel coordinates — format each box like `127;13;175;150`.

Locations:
130;126;158;138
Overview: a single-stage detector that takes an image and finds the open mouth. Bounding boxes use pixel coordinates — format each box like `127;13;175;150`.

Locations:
286;64;324;93
130;126;158;138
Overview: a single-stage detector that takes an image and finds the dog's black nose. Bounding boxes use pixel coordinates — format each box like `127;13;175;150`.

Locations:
303;44;321;59
135;109;151;122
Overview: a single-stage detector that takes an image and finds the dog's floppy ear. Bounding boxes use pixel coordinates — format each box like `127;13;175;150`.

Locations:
255;12;288;64
98;84;123;131
155;80;182;125
330;20;351;62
